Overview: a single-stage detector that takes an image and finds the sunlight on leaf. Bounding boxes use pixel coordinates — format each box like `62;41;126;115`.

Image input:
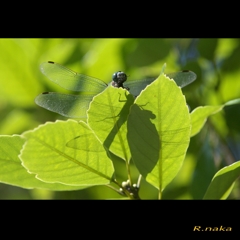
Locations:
88;87;135;162
203;161;240;199
127;73;191;192
190;98;240;137
0;135;83;190
190;106;223;137
20;120;114;186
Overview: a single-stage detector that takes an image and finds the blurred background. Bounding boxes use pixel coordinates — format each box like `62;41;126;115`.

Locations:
0;38;240;199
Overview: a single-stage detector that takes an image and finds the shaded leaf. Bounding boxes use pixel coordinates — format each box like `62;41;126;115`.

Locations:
189;139;217;199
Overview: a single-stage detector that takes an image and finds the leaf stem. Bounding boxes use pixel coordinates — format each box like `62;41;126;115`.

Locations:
105;184;126;196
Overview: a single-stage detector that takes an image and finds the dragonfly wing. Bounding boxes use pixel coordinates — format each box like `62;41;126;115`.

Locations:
35;92;95;118
124;70;197;97
124;78;156;97
166;71;197;88
40;62;108;93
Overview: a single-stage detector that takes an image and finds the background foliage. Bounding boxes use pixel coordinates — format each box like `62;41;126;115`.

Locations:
0;38;240;199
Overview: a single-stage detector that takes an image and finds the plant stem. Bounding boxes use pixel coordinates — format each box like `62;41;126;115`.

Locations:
137;174;142;188
158;190;162;200
105;184;126;196
126;160;132;186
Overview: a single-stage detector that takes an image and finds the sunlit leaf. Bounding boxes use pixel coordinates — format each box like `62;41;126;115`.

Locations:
0;135;83;190
203;161;240;199
20;120;114;186
190;106;223;137
127;73;191;192
190;99;240;137
88;86;135;162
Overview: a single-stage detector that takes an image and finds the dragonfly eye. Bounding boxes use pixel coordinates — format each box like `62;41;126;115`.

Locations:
112;71;127;84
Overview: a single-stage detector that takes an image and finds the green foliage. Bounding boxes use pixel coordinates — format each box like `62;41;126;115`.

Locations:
88;87;134;163
21;120;114;186
204;161;240;199
0;38;240;199
0;135;84;190
190;99;240;137
127;73;190;192
1;64;239;199
0;70;193;199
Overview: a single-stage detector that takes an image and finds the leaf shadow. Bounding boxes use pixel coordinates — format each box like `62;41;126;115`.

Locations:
102;92;134;157
127;103;160;177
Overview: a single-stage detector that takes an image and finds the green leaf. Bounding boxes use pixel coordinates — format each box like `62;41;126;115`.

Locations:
0;135;83;190
88;86;135;162
20;120;114;186
190;106;223;137
190;98;240;137
203;161;240;199
127;73;191;192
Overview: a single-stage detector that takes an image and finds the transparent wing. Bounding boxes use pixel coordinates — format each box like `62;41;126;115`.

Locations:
167;70;197;88
124;78;156;97
40;61;108;93
124;71;197;96
35;92;95;118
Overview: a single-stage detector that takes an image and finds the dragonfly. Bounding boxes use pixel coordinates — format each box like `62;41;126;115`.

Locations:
35;61;197;119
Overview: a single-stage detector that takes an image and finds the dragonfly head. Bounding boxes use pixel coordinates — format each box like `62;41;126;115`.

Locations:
112;71;127;86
